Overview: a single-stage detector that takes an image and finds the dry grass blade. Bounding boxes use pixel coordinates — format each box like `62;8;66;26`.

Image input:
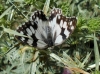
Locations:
43;0;50;15
69;67;90;74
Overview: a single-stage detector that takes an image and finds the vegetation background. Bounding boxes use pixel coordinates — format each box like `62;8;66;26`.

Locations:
0;0;100;74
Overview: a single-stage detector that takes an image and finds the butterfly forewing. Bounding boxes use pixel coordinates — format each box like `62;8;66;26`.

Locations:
16;8;77;49
49;8;77;46
16;10;50;49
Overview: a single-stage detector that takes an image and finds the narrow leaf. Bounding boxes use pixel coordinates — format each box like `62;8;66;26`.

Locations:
2;25;31;38
94;33;99;70
0;6;13;19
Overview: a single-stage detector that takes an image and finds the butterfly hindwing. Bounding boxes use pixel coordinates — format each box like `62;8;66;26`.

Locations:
49;8;77;46
16;21;35;46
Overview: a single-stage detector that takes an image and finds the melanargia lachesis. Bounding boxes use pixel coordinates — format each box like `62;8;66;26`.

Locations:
16;8;77;49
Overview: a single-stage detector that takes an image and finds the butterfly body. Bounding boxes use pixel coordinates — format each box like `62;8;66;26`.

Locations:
16;8;77;49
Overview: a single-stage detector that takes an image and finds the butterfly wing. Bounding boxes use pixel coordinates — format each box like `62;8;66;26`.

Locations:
16;8;77;49
49;8;77;46
16;10;49;49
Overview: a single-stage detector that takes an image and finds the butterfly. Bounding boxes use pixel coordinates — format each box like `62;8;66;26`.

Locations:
16;8;77;49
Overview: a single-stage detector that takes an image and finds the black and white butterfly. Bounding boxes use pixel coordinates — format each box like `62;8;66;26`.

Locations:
16;8;77;49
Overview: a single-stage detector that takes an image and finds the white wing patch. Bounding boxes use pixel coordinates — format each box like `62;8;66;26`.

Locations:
30;26;35;33
54;35;63;44
63;22;67;28
27;39;33;46
21;37;25;41
71;26;74;30
60;20;63;27
64;29;70;38
37;40;47;49
26;28;32;36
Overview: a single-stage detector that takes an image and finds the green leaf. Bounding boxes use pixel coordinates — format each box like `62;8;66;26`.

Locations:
0;6;13;19
94;33;99;70
2;25;31;38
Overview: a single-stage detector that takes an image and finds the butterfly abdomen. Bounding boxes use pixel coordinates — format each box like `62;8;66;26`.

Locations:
46;26;53;47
